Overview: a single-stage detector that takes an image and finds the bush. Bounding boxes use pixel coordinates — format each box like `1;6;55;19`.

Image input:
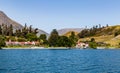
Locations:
0;35;6;49
89;42;97;49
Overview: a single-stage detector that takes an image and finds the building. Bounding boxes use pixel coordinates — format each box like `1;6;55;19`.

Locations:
6;40;39;46
76;42;89;49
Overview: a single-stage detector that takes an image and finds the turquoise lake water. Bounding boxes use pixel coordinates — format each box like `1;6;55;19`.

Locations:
0;49;120;73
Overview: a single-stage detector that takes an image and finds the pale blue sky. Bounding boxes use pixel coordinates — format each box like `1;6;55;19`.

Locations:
0;0;120;33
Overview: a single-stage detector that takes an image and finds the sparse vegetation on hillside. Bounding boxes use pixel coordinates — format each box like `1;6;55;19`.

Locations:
78;25;120;48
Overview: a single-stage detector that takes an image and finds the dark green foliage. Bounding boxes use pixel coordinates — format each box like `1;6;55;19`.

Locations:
17;38;27;42
22;24;29;38
89;42;97;49
114;30;120;37
9;24;13;36
78;24;108;38
89;38;97;49
15;29;22;37
39;34;47;41
26;33;38;41
9;36;16;41
0;35;6;48
34;28;38;35
39;34;48;45
90;38;95;42
29;25;33;33
57;36;72;47
0;25;2;35
78;29;90;38
48;29;59;47
0;24;14;36
69;31;78;46
114;32;119;37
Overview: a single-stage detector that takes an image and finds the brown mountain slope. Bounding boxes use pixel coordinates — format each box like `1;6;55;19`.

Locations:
0;11;23;29
63;31;79;37
0;11;49;37
57;28;83;35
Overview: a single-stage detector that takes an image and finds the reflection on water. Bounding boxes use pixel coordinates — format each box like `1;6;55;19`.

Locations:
0;49;120;73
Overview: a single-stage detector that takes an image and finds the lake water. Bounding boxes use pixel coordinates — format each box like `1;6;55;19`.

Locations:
0;49;120;73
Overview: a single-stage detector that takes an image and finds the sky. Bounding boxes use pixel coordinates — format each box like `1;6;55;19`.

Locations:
0;0;120;33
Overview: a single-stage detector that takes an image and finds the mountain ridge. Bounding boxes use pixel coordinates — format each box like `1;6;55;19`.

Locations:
57;28;83;35
0;11;49;37
0;11;23;29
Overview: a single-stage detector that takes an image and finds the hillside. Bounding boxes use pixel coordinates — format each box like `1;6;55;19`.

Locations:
0;11;49;37
63;31;79;37
0;11;23;30
78;25;120;47
57;28;83;35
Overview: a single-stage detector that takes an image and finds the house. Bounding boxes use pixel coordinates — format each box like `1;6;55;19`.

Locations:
6;40;39;46
76;42;89;49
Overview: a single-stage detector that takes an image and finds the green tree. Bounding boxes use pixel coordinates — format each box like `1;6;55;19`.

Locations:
17;38;27;42
89;38;97;49
69;31;78;46
3;25;8;36
48;29;59;47
8;24;13;36
15;29;22;37
0;35;6;49
58;36;72;47
89;42;97;49
26;33;38;41
0;25;2;35
39;34;48;45
22;23;28;38
34;28;38;35
91;38;95;42
29;25;33;33
39;34;47;40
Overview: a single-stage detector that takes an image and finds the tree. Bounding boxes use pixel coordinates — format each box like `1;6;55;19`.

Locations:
69;31;78;46
39;34;48;45
34;28;38;35
15;29;22;37
22;23;28;38
2;25;8;36
106;24;109;27
89;42;97;49
48;29;59;47
26;33;38;41
29;25;32;33
17;38;27;42
39;34;47;40
89;38;97;49
0;25;2;35
91;38;95;42
57;36;72;47
0;35;6;49
8;24;13;36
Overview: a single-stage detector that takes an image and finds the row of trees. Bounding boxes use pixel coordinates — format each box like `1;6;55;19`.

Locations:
78;24;109;38
0;23;78;48
0;24;13;36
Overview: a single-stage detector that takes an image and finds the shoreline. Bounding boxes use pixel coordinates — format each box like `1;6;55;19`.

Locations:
1;46;119;50
2;47;70;50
